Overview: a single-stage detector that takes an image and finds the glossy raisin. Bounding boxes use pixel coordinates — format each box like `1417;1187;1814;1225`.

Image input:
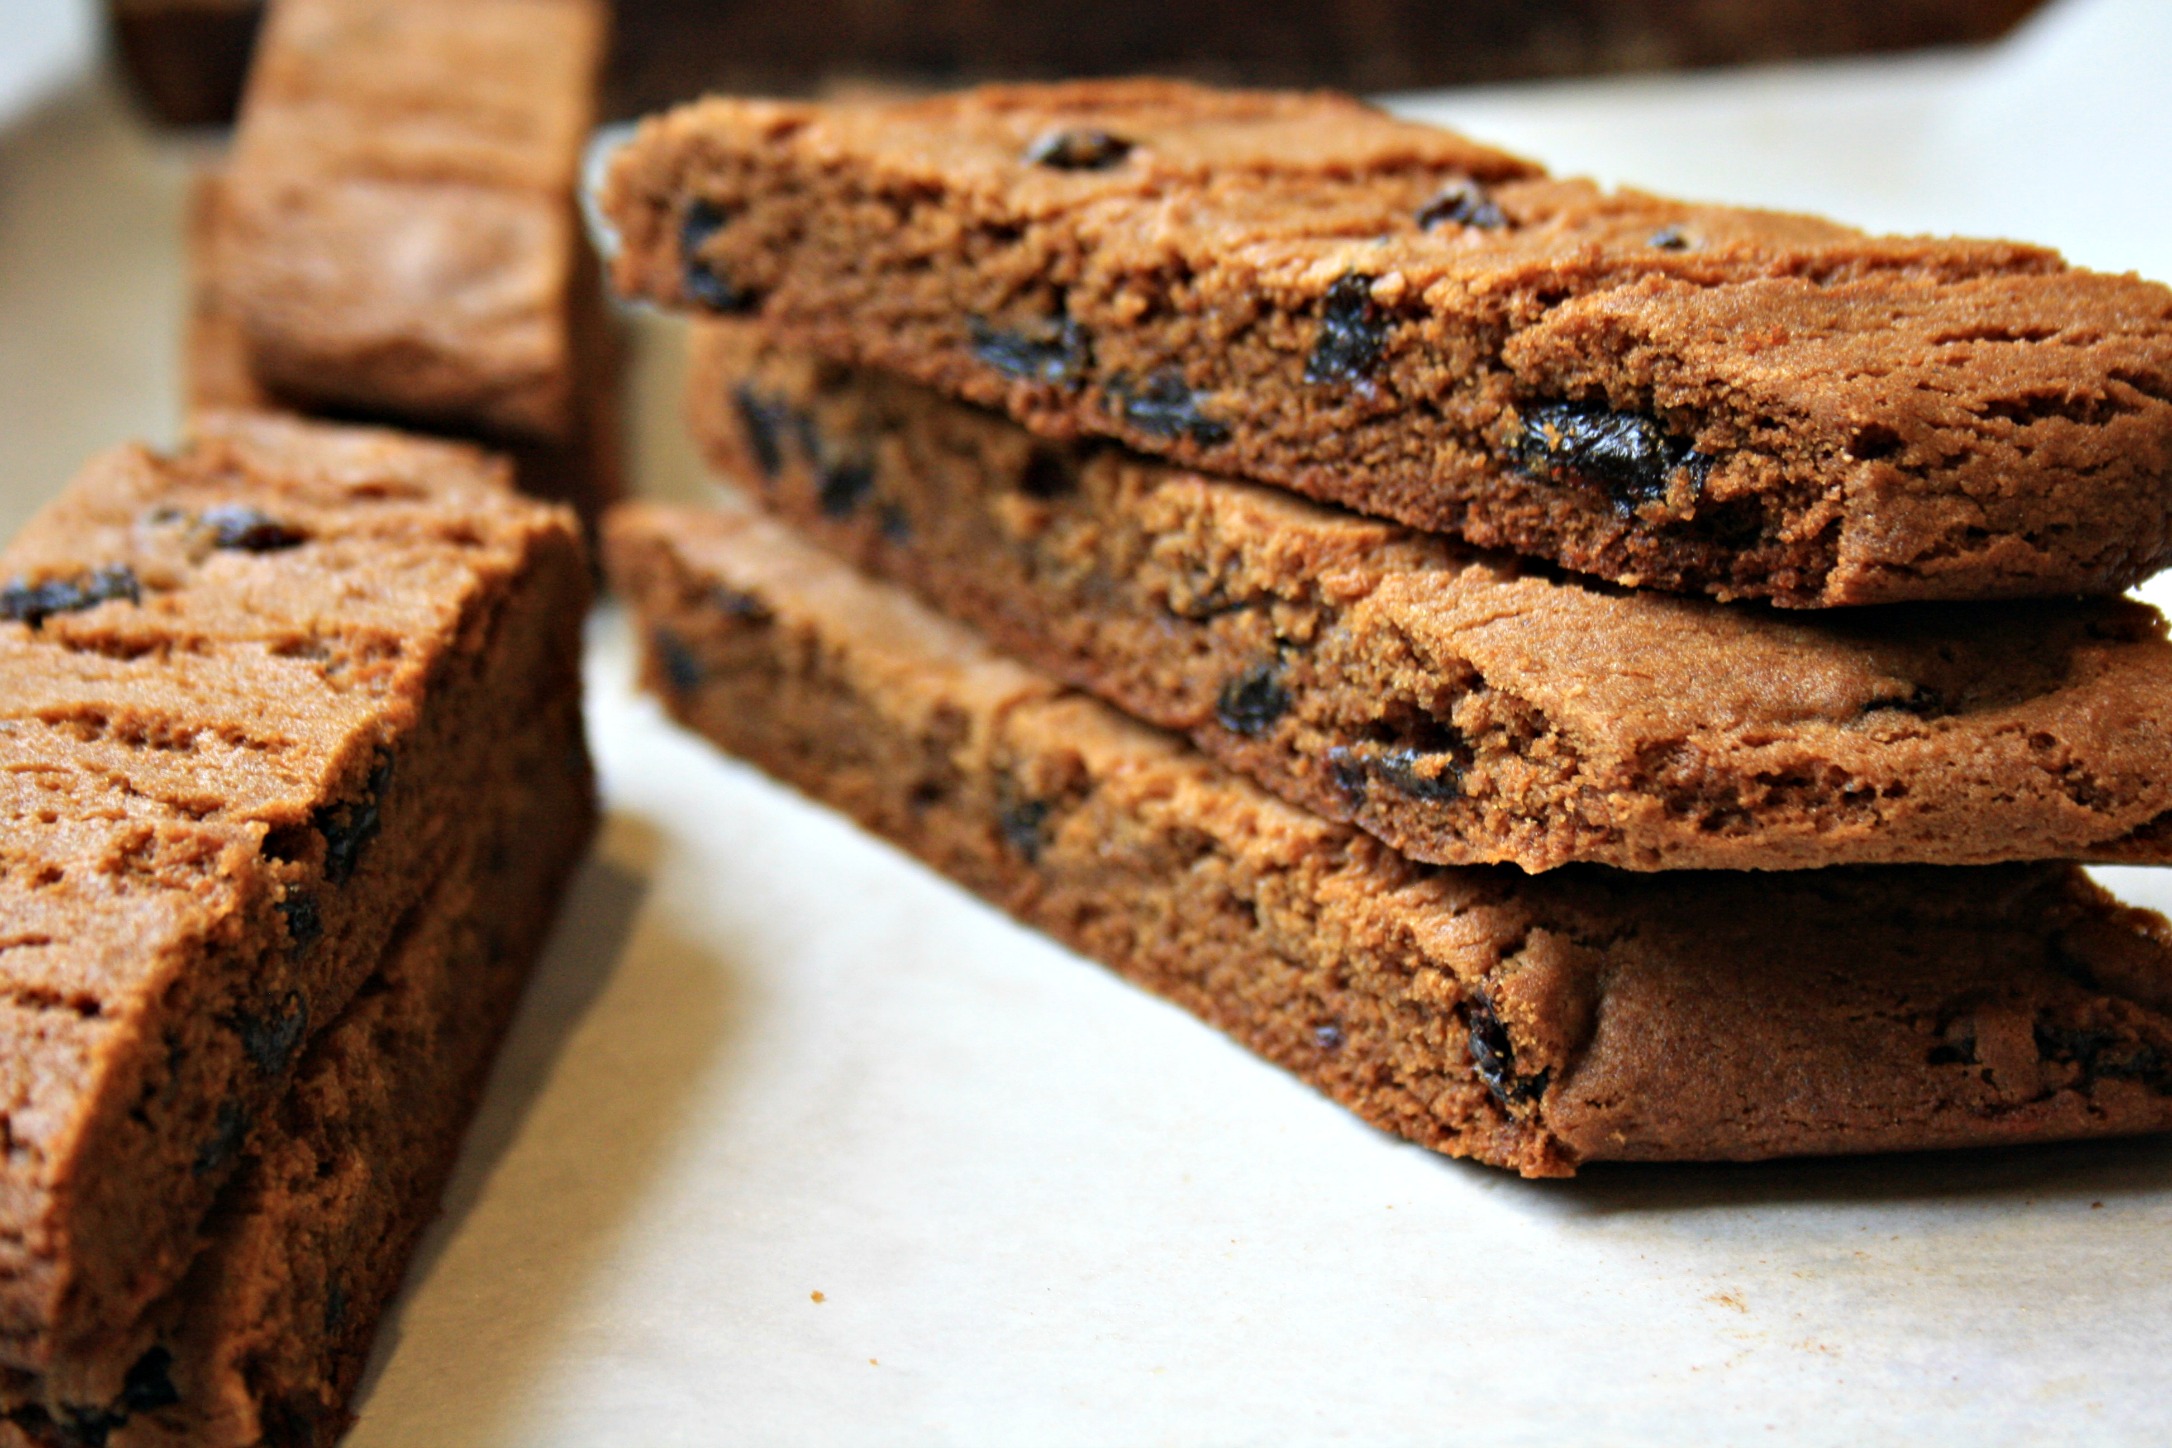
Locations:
999;798;1052;862
234;992;308;1074
1215;666;1289;736
0;564;139;627
1467;996;1548;1107
1025;128;1133;170
680;199;755;312
1648;225;1690;251
817;460;875;518
202;504;305;552
733;385;796;478
1372;748;1462;803
316;755;390;886
192;1101;248;1176
653;626;703;693
278;890;321;955
1313;1023;1346;1052
1514;401;1710;515
1110;369;1230;446
969;316;1093;388
1305;272;1389;386
712;586;773;623
1417;179;1506;231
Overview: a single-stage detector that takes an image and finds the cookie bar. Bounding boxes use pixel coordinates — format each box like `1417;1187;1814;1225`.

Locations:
688;324;2172;873
606;500;2172;1175
216;0;622;525
0;412;588;1368
603;79;2172;607
0;628;592;1448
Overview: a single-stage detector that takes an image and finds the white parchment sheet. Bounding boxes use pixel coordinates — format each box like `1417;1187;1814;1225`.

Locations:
2;1;2171;1441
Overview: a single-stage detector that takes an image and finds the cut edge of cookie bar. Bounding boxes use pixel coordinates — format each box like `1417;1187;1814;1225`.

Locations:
686;321;2172;873
0;618;594;1447
601;78;2172;607
604;499;2172;1176
0;413;588;1369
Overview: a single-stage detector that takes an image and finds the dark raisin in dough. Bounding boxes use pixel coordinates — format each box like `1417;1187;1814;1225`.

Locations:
1110;369;1230;445
817;460;875;518
1305;273;1390;386
201;504;306;552
969;316;1093;387
1025;128;1132;170
1513;400;1709;514
0;566;140;627
680;199;755;312
1215;665;1290;735
1417;179;1506;230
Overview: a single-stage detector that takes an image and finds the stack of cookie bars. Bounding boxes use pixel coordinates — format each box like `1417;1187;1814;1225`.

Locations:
600;79;2172;1174
0;0;615;1441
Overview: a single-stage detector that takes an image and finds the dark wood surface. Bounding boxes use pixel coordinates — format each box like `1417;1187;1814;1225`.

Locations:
111;0;2045;127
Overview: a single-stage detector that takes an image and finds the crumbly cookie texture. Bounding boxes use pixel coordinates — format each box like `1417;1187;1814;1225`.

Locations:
219;0;620;484
0;412;587;1370
687;323;2172;872
0;641;591;1448
604;78;2172;607
606;500;2172;1176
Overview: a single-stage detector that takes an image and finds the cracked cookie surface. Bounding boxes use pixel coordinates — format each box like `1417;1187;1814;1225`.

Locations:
604;78;2172;607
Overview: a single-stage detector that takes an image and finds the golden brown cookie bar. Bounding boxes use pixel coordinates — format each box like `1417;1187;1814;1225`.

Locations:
605;499;2172;1176
603;79;2172;607
0;613;590;1447
0;413;588;1369
215;0;622;525
687;323;2172;872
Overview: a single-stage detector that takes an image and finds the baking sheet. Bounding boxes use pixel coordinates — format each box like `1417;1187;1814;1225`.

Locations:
4;1;2172;1440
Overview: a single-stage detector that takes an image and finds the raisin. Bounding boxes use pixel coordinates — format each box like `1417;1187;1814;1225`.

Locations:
201;505;305;551
1372;748;1461;803
679;198;755;312
1417;179;1506;231
1215;666;1289;736
120;1348;180;1415
192;1101;248;1176
999;798;1052;862
1326;747;1370;803
1021;449;1077;500
1862;683;1946;720
52;1403;125;1447
969;316;1093;388
324;1280;348;1334
1025;128;1133;170
817;460;875;518
2035;1021;2172;1091
1313;1023;1346;1052
1305;272;1389;386
878;502;912;543
711;586;773;623
1467;996;1548;1107
278;890;321;954
1648;225;1691;251
316;755;390;886
653;626;703;693
733;385;795;478
1513;401;1711;515
234;992;308;1075
1109;369;1230;446
0;564;139;627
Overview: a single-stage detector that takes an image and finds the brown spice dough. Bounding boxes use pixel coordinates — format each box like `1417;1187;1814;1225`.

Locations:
0;642;591;1447
0;412;587;1370
603;78;2172;607
688;322;2172;872
606;499;2172;1175
217;0;625;527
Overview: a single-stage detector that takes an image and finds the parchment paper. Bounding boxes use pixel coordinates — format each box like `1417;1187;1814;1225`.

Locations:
2;2;2170;1440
